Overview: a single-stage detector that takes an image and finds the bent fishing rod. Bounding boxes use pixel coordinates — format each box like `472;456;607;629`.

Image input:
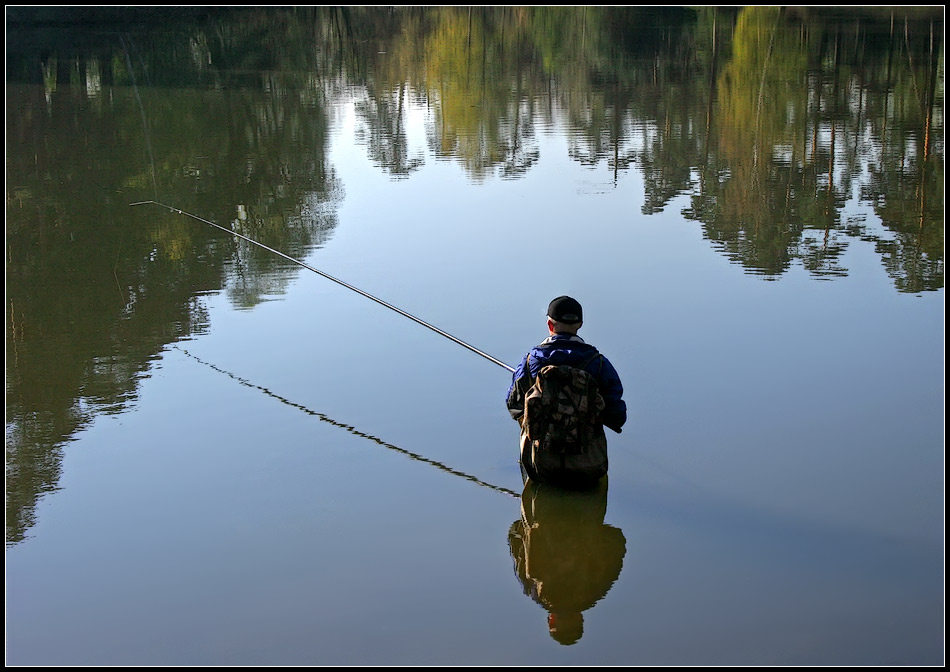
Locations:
130;200;515;373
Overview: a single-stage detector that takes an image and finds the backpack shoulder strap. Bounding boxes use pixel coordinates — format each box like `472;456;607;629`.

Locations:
532;349;602;375
578;349;603;372
516;353;535;396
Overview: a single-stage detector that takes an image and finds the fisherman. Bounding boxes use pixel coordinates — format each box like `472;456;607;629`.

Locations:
506;296;626;488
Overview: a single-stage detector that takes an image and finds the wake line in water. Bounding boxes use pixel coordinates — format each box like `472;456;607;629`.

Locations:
174;346;519;499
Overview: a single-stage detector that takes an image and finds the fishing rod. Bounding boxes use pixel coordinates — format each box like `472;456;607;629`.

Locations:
130;200;515;373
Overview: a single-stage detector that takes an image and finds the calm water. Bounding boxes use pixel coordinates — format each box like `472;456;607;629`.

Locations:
5;7;944;665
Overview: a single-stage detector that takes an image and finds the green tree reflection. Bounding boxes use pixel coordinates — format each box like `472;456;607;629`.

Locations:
5;6;943;545
6;8;342;544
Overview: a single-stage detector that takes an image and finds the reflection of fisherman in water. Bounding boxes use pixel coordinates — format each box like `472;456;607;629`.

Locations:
507;476;626;646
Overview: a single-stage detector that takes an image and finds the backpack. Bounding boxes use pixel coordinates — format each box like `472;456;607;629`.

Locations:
519;351;608;487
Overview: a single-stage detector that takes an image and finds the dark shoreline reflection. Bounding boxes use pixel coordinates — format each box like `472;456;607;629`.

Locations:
507;477;626;646
5;7;942;291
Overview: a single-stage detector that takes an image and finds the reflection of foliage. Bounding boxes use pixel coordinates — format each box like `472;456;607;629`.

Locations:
704;7;810;275
5;10;343;544
293;6;550;180
414;8;542;181
858;12;945;294
555;6;699;191
864;158;945;292
355;91;426;179
685;6;943;285
4;6;944;546
31;5;929;291
222;192;342;309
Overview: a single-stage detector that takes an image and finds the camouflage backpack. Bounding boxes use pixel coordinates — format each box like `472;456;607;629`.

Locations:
520;351;608;485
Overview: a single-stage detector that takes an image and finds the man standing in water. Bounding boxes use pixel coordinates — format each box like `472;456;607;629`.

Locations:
506;296;626;488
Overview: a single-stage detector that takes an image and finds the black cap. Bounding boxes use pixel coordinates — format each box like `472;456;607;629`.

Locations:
547;296;583;324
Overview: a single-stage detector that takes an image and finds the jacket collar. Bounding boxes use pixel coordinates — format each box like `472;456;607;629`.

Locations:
540;333;585;346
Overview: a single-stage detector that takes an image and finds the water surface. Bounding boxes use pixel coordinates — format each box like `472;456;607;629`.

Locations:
5;7;944;666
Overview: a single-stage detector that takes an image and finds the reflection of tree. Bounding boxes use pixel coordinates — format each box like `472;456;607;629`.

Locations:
4;6;944;546
122;10;347;302
355;87;425;179
557;8;699;194
5;11;342;544
500;5;943;290
698;7;808;276
859;14;945;293
418;8;542;181
5;70;223;543
682;7;943;286
202;77;343;306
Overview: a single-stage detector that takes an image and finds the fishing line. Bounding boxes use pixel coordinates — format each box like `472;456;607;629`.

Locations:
131;200;515;373
174;346;520;499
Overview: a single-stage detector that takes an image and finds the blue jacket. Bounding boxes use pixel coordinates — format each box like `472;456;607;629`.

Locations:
506;334;627;433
